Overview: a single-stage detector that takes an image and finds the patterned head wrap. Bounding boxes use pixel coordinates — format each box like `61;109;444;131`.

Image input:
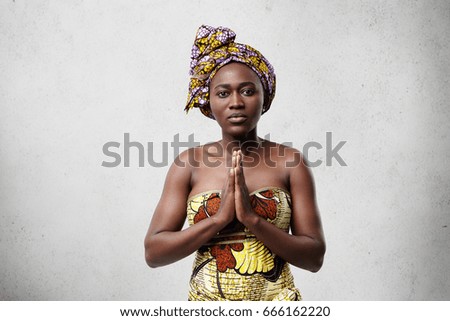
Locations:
185;25;276;119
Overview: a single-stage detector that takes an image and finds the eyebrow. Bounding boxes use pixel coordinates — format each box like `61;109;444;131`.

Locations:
213;82;256;90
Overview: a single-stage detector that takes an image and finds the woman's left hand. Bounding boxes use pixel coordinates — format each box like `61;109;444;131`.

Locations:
233;150;259;227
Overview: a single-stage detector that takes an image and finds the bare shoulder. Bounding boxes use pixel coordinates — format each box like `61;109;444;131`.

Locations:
168;143;222;182
261;140;306;168
164;147;199;191
260;140;315;193
173;143;220;171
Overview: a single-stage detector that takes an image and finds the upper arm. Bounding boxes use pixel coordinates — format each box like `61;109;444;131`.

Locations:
146;149;193;237
287;149;325;245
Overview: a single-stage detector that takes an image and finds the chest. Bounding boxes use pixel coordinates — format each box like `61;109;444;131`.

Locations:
190;160;289;196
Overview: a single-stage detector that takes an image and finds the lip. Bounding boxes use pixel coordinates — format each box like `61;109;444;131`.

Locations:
227;113;248;124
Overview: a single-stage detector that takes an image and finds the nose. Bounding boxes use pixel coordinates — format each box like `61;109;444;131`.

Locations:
229;92;244;109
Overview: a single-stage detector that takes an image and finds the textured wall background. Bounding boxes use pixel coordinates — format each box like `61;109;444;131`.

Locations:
1;0;449;300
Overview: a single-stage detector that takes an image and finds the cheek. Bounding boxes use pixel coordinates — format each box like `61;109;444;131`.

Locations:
209;97;226;117
209;96;219;109
253;95;265;115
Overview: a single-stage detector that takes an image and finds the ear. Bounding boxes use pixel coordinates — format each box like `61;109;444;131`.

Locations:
201;105;215;119
261;91;270;115
261;101;267;115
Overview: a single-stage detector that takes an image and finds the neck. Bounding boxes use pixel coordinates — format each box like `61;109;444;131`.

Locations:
220;128;261;155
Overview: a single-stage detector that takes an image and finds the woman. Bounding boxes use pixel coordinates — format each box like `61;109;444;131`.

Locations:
144;25;325;301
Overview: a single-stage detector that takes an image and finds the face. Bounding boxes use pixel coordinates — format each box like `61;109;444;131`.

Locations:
209;62;264;138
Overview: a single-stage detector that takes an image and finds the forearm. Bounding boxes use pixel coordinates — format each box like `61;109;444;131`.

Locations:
145;215;229;268
244;214;325;272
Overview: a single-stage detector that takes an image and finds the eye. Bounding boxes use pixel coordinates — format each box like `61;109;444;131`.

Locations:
241;88;255;96
217;91;229;98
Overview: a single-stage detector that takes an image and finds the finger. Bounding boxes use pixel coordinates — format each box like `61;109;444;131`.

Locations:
235;168;246;201
223;156;235;190
237;151;246;185
239;151;245;176
234;155;241;190
231;150;234;169
234;157;239;186
228;167;235;190
234;151;241;176
236;150;240;169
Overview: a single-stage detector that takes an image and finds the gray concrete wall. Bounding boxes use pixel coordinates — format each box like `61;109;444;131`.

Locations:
1;0;449;300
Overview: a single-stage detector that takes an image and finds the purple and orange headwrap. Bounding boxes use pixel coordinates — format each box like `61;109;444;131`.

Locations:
184;25;276;119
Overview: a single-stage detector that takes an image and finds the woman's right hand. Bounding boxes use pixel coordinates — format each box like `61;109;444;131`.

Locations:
213;163;236;226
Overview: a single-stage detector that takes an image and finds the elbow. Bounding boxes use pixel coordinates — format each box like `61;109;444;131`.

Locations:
144;240;161;268
308;242;326;273
145;251;159;268
308;256;324;273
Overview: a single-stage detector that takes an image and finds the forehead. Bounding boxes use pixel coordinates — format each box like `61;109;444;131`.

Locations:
210;62;262;86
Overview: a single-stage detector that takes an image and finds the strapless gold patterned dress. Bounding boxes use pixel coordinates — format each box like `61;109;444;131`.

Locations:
186;187;301;301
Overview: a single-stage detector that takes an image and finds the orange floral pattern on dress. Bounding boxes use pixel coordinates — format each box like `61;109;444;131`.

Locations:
210;243;244;272
193;193;220;224
250;190;277;220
